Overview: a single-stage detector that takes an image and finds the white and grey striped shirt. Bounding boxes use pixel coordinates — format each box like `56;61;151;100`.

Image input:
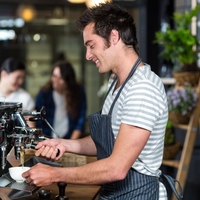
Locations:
102;64;168;199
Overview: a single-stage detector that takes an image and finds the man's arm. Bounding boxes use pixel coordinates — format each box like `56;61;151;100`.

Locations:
35;135;97;159
24;124;151;186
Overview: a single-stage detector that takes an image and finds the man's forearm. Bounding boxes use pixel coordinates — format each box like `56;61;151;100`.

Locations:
66;135;97;156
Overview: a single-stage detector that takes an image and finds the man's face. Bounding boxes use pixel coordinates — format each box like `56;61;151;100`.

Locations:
4;70;25;92
83;23;114;74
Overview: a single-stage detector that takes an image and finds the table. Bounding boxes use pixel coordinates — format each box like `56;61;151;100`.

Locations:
19;183;100;200
2;150;100;200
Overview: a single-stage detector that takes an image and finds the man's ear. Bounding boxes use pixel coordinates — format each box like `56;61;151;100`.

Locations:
110;29;119;45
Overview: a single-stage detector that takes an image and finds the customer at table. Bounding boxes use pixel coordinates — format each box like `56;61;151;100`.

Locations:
23;3;182;199
0;57;35;126
35;61;87;139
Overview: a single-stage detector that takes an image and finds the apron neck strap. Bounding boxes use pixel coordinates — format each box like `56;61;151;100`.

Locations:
101;57;142;114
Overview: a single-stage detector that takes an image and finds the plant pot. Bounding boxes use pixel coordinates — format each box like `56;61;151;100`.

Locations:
172;71;200;87
169;111;192;125
163;141;181;160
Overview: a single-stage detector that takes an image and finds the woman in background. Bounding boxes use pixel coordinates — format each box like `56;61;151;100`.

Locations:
0;57;35;127
0;57;35;111
35;61;87;139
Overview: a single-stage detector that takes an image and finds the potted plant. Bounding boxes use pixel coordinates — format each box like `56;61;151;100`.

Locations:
154;5;200;86
163;120;181;160
164;120;174;145
167;83;198;124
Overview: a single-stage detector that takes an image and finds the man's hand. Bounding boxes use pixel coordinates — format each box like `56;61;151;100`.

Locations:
35;138;65;160
22;163;58;186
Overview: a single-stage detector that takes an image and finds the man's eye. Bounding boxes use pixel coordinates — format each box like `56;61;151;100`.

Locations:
90;45;94;49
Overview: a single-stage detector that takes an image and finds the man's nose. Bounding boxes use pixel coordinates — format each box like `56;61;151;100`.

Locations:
86;49;92;61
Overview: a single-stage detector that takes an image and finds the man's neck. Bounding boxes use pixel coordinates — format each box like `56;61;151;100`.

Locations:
114;56;143;89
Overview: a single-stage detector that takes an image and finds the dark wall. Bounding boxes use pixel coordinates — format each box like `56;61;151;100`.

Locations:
0;40;26;66
146;0;174;76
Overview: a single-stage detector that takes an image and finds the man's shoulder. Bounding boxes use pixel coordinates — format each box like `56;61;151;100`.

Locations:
132;65;163;85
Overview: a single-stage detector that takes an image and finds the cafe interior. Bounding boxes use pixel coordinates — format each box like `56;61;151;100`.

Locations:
0;0;200;199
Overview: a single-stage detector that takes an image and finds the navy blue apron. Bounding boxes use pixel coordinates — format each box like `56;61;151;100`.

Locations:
88;58;159;199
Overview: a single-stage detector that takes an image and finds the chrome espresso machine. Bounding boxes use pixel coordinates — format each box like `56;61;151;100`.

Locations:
0;102;63;200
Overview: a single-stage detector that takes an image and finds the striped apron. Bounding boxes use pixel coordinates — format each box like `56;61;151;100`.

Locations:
88;58;159;199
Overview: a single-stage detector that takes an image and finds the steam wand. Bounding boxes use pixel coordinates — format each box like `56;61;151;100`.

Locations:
29;106;60;139
43;118;60;139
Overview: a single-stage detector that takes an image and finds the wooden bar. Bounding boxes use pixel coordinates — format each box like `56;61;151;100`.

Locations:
5;150;100;200
19;183;100;200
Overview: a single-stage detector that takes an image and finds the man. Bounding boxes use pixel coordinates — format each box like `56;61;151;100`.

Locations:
23;3;169;199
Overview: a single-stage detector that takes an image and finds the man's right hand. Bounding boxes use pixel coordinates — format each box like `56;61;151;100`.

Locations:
35;138;65;160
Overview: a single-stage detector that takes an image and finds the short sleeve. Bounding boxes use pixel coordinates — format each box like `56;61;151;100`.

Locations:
121;80;166;131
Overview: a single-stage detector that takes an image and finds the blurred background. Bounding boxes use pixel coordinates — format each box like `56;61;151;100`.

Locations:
1;0;200;199
0;0;196;115
0;0;177;115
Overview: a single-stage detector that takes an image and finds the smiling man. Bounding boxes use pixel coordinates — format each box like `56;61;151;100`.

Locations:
23;3;172;199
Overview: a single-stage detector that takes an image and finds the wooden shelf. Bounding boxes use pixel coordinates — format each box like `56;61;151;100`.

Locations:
162;77;200;200
161;78;176;85
162;160;179;168
171;124;189;130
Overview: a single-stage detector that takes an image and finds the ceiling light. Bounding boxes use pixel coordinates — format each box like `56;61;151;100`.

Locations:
33;34;40;42
17;4;37;22
47;19;69;25
68;0;86;3
0;30;16;41
85;0;112;8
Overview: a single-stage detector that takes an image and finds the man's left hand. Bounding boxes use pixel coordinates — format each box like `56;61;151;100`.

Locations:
22;163;56;186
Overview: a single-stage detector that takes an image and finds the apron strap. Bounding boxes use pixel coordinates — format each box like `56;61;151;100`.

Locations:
108;57;141;115
102;57;141;115
101;76;118;108
161;174;183;200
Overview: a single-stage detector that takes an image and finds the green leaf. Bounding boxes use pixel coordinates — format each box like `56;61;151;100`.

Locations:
154;5;200;71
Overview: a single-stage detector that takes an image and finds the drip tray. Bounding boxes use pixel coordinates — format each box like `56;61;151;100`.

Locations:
0;156;62;199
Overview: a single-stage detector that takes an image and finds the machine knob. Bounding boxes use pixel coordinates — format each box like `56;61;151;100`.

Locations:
40;106;46;119
29;117;42;121
5;120;15;134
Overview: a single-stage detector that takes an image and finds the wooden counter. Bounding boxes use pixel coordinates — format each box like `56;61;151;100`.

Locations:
19;183;100;200
4;149;100;200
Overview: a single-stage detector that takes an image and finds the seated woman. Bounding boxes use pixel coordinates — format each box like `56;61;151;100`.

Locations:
35;61;87;139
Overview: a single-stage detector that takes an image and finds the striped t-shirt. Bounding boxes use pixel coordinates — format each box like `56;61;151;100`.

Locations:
102;64;168;199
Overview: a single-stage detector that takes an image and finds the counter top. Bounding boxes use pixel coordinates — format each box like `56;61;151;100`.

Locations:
19;183;100;200
0;150;100;200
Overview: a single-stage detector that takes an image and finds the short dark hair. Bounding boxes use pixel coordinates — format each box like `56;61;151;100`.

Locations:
76;2;139;54
1;57;26;73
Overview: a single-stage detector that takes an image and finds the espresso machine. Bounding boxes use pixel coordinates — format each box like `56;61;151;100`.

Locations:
0;102;64;199
0;102;47;173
